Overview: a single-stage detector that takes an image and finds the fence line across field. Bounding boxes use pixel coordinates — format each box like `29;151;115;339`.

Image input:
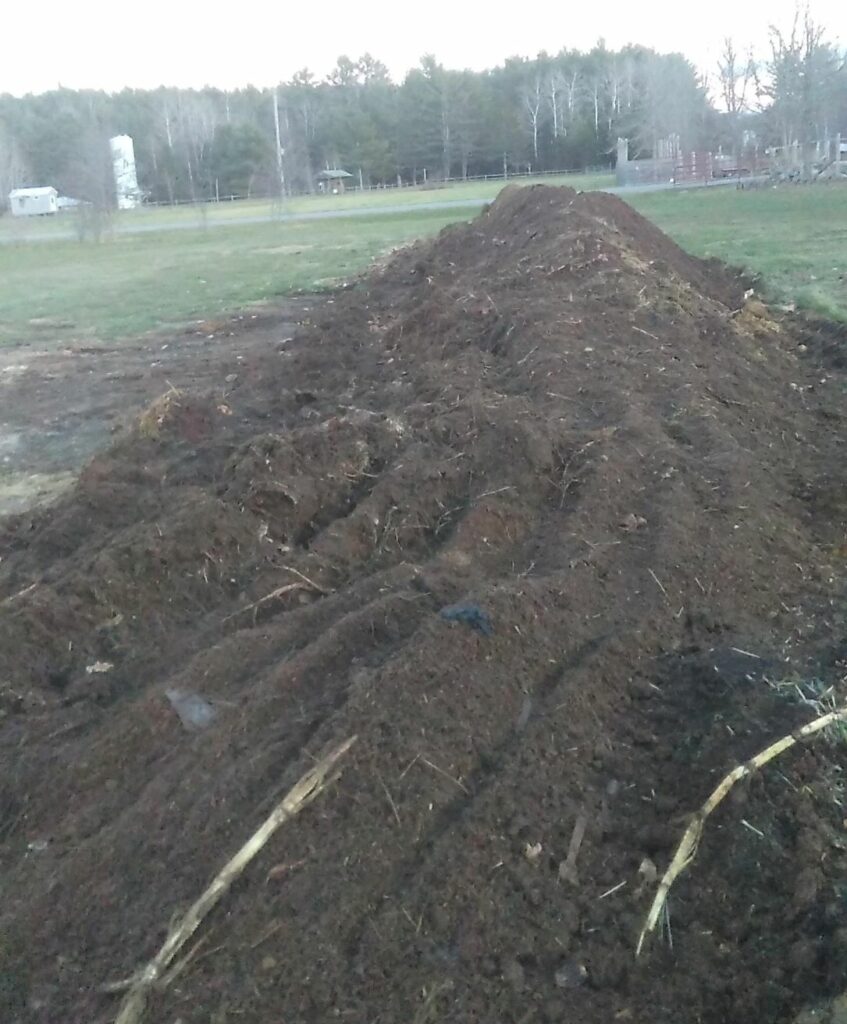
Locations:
138;165;613;209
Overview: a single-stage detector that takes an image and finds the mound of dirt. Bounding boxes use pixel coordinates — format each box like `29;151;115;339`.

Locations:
1;185;846;1024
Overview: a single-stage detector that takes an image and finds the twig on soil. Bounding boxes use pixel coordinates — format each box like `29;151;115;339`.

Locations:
249;919;283;949
108;736;357;1024
222;566;328;622
401;906;423;933
434;505;463;534
559;811;587;885
516;345;539;365
99;977;137;996
598;880;627;900
474;485;515;500
632;326;659;341
662;900;673;951
101;936;219;996
412;980;454;1024
557;442;594;509
265;856;308;883
730;647;761;660
1;581;38;606
705;386;744;408
648;569;669;601
740;818;765;838
420;756;470;794
222;582;305;621
399;754;420;779
159;936;207;988
377;772;402;826
279;564;330;594
45;718;90;742
636;704;847;957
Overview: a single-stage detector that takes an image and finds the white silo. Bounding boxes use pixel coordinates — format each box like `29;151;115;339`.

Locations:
110;134;141;209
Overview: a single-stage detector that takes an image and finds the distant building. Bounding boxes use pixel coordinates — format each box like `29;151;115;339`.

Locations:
110;135;142;209
317;169;353;194
8;186;58;217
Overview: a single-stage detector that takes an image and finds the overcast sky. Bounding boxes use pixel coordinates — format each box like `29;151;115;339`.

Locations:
2;0;844;96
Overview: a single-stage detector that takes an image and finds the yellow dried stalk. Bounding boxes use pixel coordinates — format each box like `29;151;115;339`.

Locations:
636;704;847;957
113;736;357;1024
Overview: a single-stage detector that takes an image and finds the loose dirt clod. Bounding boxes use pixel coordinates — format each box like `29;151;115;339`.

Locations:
0;185;846;1024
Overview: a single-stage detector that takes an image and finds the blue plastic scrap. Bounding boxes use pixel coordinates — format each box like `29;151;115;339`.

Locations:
439;603;493;636
165;688;217;731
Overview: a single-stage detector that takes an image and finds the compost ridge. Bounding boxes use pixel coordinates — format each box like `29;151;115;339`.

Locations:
1;185;846;1024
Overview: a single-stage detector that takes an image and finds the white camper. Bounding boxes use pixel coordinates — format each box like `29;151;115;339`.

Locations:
8;186;58;217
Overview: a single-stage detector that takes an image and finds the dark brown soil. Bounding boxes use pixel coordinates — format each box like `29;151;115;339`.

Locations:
1;185;846;1024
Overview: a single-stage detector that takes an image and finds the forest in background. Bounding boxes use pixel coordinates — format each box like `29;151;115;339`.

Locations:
1;12;846;205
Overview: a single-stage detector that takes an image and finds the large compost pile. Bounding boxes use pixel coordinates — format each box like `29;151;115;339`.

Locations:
1;185;846;1024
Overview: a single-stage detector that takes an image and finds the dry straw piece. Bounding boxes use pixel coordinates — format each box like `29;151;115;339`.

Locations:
636;704;847;957
111;736;357;1024
137;386;183;439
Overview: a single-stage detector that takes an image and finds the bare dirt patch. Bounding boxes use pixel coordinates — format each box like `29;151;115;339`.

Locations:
0;304;315;515
1;186;846;1024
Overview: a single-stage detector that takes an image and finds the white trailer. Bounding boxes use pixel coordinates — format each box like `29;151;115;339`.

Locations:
8;186;58;217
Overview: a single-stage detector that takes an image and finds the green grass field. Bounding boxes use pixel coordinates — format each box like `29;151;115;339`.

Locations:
0;207;473;346
630;184;847;322
0;171;612;241
1;178;845;348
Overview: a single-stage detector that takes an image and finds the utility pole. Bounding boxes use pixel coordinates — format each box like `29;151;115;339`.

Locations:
273;88;286;199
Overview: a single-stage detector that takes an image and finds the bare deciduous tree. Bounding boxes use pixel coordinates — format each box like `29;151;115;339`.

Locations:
762;9;843;172
718;38;755;117
717;38;756;155
522;75;545;164
547;71;564;139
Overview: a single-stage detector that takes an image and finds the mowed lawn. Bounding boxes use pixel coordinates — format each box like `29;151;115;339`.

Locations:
0;171;611;242
0;208;473;346
1;179;845;348
630;183;847;321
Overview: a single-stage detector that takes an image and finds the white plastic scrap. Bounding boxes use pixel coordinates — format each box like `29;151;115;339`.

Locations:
85;661;114;675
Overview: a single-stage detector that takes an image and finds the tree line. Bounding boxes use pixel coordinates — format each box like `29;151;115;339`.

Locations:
1;14;845;207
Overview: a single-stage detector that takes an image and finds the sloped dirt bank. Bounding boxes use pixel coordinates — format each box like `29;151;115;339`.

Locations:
1;185;846;1023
